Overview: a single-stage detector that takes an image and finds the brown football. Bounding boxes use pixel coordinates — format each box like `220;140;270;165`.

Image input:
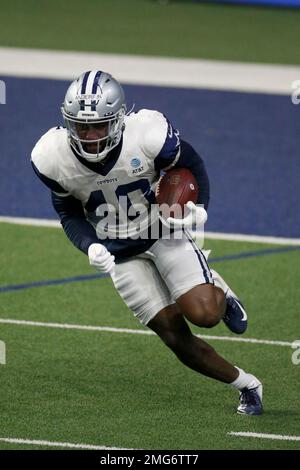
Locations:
155;168;198;219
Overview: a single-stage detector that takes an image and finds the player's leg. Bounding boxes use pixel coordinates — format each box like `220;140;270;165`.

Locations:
111;254;229;379
148;303;237;382
111;255;262;415
110;255;174;329
147;305;262;415
176;283;226;328
149;232;247;334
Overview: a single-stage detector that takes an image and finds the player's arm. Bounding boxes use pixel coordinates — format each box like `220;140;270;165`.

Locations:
52;193;115;274
51;192;99;254
53;192;116;274
31;160;97;254
172;139;210;211
31;160;114;273
148;114;210;210
154;139;210;211
146;113;209;228
157;139;210;228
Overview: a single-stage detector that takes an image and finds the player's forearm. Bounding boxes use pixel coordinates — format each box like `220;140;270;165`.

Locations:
60;216;99;254
52;192;99;255
175;140;210;210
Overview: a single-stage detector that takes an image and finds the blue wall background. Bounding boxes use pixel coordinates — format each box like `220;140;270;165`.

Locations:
0;76;299;237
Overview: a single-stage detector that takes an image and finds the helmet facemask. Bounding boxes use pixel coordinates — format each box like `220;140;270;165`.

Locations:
62;108;126;162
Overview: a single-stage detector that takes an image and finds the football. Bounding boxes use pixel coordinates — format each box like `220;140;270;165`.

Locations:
155;167;198;219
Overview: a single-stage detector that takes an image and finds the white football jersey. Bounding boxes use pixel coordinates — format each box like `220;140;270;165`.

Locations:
31;109;180;238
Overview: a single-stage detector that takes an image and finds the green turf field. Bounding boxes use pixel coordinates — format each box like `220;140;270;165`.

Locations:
0;0;299;65
0;222;299;450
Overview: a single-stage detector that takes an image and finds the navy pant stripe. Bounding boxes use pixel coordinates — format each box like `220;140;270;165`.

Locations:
185;231;212;284
197;247;213;282
184;232;210;284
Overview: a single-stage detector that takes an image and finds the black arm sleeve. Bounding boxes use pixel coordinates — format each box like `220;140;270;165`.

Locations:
52;192;99;255
174;140;210;210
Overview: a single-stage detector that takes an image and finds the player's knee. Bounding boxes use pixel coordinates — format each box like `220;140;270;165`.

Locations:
184;299;222;328
177;284;223;328
200;314;220;328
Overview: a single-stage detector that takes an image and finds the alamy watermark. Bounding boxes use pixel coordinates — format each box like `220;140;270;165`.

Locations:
291;340;300;365
0;340;6;365
291;80;300;105
0;80;6;104
90;199;206;249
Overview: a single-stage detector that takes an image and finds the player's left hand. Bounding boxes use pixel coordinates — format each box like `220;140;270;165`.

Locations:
166;201;207;228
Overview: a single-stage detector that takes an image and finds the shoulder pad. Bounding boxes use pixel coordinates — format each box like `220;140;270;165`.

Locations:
31;127;66;179
136;109;168;157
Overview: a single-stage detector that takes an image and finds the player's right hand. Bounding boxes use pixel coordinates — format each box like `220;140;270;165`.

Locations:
88;243;115;275
166;201;207;228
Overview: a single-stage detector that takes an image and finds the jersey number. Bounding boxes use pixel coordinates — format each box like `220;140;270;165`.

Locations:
85;180;155;220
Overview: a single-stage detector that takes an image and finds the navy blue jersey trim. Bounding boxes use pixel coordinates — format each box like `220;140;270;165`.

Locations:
31;161;68;194
154;118;180;171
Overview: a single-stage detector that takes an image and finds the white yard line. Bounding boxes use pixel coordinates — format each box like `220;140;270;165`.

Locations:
0;216;61;228
1;216;300;245
195;334;292;347
0;318;154;335
0;47;299;95
0;318;293;347
204;231;300;246
228;432;300;442
0;437;134;450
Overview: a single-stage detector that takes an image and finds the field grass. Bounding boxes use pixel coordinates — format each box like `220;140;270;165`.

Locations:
0;0;299;65
0;222;299;450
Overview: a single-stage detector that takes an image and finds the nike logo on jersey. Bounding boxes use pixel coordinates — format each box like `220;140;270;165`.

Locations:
167;123;180;148
174;129;180;148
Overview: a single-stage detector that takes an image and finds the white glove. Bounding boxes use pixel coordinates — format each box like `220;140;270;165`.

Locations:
88;243;115;275
167;201;207;229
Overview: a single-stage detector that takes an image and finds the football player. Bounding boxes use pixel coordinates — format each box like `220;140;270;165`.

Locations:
31;70;263;415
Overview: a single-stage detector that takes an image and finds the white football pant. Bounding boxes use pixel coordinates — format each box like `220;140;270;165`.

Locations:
111;231;214;325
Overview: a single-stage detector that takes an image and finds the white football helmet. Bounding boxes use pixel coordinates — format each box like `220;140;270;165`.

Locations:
61;70;126;162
